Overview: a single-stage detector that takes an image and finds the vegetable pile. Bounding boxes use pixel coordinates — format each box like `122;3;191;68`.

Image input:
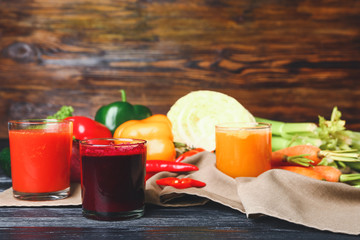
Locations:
0;89;206;190
258;107;360;186
2;89;360;189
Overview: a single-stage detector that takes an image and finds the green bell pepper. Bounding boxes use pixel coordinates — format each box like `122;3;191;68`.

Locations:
95;90;152;134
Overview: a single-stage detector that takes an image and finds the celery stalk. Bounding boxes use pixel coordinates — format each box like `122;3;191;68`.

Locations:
255;117;317;137
271;136;322;151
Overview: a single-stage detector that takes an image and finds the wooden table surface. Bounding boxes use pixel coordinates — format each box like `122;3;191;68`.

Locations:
0;138;358;239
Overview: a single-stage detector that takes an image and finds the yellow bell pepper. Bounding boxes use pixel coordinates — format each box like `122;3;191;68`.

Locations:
113;114;176;161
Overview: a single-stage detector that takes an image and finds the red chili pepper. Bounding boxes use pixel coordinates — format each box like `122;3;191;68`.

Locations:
65;116;112;140
146;160;198;173
156;177;206;189
175;148;205;162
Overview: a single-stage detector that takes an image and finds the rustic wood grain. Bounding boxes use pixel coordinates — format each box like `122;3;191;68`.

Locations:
0;0;360;138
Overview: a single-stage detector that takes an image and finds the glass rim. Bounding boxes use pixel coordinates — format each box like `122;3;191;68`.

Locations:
79;138;147;147
215;122;271;131
8;119;72;125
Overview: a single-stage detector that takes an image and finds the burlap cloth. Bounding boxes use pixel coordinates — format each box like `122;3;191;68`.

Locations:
1;151;360;235
145;151;360;235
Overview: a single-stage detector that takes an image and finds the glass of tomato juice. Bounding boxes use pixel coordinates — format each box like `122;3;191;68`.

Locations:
215;122;272;178
8;119;73;200
79;138;147;221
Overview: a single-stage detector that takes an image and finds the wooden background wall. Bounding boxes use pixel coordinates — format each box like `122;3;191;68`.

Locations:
0;0;359;138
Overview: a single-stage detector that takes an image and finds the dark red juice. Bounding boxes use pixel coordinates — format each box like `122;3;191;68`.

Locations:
80;139;146;220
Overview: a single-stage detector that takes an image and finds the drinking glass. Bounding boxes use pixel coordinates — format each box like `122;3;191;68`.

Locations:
8;119;73;200
215;122;271;178
79;138;147;221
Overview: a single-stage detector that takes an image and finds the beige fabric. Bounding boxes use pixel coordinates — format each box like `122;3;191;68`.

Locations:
145;151;360;235
0;183;81;206
236;170;360;235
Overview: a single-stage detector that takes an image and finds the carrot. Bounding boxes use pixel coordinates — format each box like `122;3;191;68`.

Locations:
271;145;322;167
278;165;342;182
278;166;324;180
313;165;341;182
272;145;360;168
271;151;314;167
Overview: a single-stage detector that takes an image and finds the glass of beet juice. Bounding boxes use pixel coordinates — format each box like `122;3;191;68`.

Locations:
79;138;147;221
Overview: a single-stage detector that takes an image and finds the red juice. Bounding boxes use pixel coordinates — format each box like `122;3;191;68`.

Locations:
8;119;73;201
10;129;72;193
80;139;146;220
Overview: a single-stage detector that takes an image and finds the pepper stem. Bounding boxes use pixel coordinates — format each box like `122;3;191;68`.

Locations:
120;89;127;102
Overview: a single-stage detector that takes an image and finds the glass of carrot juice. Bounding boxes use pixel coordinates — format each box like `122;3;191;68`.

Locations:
8;119;73;200
215;122;272;178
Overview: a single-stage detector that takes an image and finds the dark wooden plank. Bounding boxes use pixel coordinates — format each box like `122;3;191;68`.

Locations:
0;203;357;240
1;0;360;138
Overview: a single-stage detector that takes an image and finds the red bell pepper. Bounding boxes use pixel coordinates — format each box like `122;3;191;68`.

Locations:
64;116;112;182
156;177;206;189
65;116;112;140
48;107;113;182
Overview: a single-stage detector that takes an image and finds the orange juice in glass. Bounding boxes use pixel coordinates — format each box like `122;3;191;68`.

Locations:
215;122;271;178
8;119;73;200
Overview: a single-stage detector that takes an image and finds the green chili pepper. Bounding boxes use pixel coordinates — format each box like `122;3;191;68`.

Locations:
0;147;11;177
95;89;152;134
